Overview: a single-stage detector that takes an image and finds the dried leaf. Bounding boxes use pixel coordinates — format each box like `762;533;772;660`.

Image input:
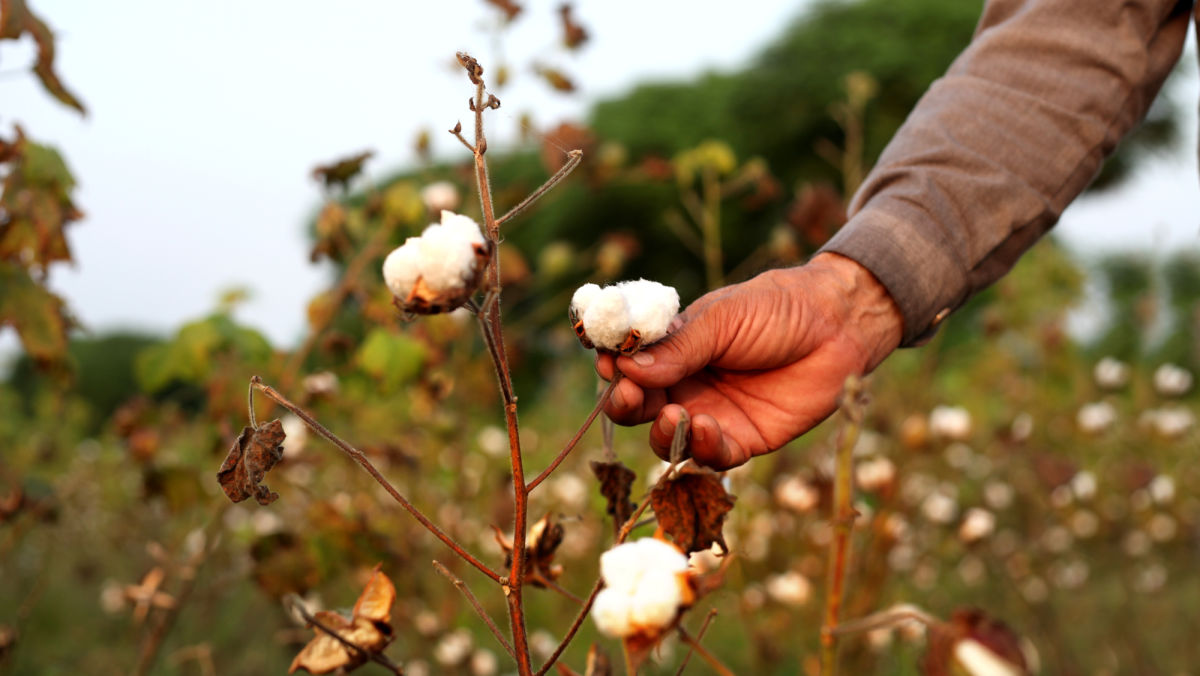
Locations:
535;65;576;93
590;460;636;528
483;0;522;21
492;514;565;587
290;566;396;674
650;465;735;554
558;4;589;49
0;624;16;662
0;0;86;113
216;419;286;505
311;151;374;192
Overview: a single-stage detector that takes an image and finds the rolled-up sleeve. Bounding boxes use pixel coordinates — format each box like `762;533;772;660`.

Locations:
820;0;1194;345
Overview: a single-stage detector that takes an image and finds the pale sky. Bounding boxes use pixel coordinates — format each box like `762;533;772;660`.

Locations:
2;1;1199;363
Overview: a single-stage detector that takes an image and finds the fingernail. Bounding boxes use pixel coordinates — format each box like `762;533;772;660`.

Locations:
657;416;673;435
693;425;706;445
612;385;626;409
633;351;655;366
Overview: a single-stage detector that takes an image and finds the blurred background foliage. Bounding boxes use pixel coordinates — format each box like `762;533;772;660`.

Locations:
2;0;1199;674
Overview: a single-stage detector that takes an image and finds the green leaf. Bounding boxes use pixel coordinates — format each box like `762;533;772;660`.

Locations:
354;328;427;391
0;261;71;366
135;314;273;392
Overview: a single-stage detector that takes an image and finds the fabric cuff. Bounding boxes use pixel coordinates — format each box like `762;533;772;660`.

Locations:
819;208;969;347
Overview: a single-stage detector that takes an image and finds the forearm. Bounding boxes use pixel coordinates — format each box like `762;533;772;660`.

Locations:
821;0;1192;345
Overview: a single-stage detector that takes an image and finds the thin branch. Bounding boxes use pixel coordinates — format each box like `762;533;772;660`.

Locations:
434;561;516;660
675;608;718;676
250;377;503;584
450;124;476;153
285;595;404;675
677;628;736;676
496;150;583;227
830;603;939;637
535;575;584;606
820;375;866;676
534;579;604;676
526;373;622;492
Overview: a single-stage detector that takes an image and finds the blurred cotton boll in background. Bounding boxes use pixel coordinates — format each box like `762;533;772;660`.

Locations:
929;405;972;441
1076;401;1116;434
1093;357;1130;389
1153;363;1193;397
420;180;460;214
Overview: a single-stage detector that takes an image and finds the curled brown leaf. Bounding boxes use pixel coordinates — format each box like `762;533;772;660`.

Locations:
650;465;735;555
216;419;286;505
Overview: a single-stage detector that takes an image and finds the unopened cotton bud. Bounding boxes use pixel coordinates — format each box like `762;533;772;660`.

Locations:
930;406;972;441
1094;357;1130;389
1154;363;1193;397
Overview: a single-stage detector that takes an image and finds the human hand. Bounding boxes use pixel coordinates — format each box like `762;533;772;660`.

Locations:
595;253;902;469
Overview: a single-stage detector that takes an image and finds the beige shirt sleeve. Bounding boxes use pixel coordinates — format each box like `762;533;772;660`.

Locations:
820;0;1194;346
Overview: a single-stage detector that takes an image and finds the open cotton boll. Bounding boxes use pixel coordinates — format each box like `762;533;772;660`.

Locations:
592;538;692;638
581;286;632;351
590;590;634;638
570;283;602;318
382;238;423;298
438;210;485;245
625;280;680;344
571;279;679;353
418;222;478;290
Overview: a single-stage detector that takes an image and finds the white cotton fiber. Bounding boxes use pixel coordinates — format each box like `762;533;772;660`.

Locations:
581;286;631;351
381;211;485;304
592;538;691;638
571;279;679;352
382;238;423;298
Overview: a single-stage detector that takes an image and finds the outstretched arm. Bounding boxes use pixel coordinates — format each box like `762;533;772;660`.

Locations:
602;0;1194;467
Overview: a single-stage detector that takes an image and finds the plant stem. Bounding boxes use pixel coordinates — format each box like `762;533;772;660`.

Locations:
820;375;866;676
534;579;604;676
675;609;718;676
463;57;533;676
526;373;621;492
434;560;516;660
677;628;736;676
251;377;502;584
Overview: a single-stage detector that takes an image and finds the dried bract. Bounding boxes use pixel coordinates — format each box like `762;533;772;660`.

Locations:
290;566;397;674
216;419;286;505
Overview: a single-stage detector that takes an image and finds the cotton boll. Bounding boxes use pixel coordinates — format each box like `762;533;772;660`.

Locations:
419;222;478;290
591;589;634;637
582;287;632;350
382;238;423;298
630;569;685;628
438;210;485;245
624;279;680;344
421;182;460;214
1154;363;1193;397
570;283;602;318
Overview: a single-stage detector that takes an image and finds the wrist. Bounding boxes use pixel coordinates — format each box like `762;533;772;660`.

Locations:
807;252;903;372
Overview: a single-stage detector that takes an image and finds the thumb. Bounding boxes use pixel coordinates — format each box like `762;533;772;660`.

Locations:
615;303;726;388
